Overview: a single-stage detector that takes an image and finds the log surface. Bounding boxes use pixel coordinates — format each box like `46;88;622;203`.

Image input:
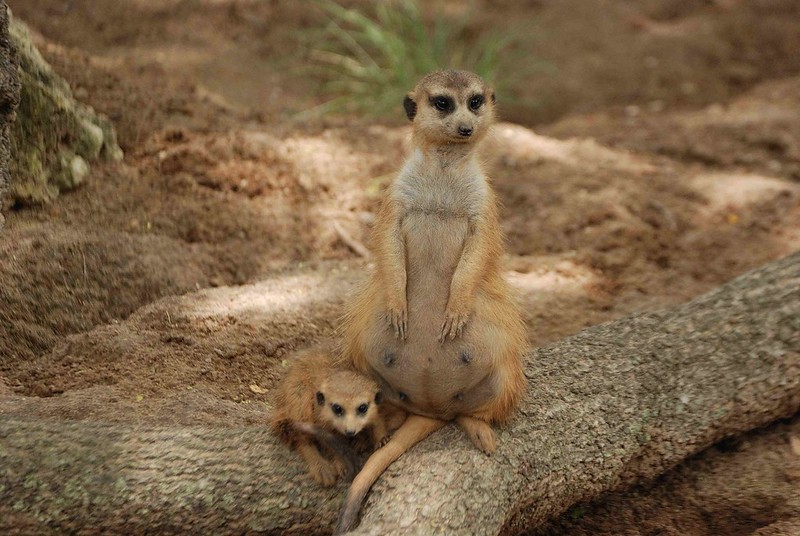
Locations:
1;253;798;535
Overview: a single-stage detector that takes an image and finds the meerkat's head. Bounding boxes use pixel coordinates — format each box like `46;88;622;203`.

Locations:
315;370;383;437
403;70;496;148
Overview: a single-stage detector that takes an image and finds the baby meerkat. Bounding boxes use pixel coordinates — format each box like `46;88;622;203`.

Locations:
336;70;527;532
270;348;398;487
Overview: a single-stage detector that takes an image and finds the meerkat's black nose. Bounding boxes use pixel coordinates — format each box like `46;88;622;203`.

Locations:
458;126;473;137
346;430;356;437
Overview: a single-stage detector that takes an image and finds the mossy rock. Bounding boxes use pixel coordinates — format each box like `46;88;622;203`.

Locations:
7;17;122;206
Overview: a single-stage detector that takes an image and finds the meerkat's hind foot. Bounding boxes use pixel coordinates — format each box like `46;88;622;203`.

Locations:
456;415;496;455
374;434;391;450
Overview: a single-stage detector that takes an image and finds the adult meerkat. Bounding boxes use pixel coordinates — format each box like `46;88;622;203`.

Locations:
336;70;527;532
270;348;400;487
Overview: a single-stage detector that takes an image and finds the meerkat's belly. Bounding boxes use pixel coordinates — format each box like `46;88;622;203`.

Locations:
365;212;499;420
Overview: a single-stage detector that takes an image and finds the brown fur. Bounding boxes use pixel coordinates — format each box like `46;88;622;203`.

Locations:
269;347;402;487
336;70;528;532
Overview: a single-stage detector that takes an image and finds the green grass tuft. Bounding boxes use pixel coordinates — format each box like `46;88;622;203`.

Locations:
303;0;518;118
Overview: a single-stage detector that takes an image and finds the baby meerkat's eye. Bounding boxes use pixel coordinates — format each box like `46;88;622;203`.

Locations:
331;403;344;416
430;96;452;112
469;95;484;111
357;403;369;415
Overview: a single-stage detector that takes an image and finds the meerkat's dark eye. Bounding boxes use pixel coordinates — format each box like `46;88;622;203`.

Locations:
331;403;344;416
357;403;369;415
430;96;452;112
469;95;484;111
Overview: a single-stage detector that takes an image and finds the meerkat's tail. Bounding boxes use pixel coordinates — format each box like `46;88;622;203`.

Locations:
334;414;446;534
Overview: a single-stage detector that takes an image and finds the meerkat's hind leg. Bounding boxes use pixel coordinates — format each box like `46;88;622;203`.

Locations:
456;415;496;455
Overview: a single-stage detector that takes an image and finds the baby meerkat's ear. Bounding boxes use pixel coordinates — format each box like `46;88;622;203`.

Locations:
374;391;383;405
490;89;496;104
403;94;417;121
316;391;325;405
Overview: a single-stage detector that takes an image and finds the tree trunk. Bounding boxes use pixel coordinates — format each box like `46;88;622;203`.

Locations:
0;1;20;225
1;252;798;535
5;14;121;207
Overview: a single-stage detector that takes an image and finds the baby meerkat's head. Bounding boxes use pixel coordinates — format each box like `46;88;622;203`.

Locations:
315;370;383;437
403;70;496;148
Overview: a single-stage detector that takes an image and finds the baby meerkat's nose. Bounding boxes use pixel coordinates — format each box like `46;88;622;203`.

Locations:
458;125;473;137
345;430;356;437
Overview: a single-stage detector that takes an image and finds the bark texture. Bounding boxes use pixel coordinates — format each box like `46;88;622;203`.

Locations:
0;2;20;225
1;253;798;535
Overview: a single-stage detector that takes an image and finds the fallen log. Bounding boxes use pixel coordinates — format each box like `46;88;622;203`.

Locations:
1;252;798;535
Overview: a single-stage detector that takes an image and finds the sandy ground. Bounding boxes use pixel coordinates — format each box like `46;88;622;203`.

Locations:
2;1;800;534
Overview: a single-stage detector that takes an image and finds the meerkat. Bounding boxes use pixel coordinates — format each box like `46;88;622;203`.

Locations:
335;70;527;532
269;348;402;487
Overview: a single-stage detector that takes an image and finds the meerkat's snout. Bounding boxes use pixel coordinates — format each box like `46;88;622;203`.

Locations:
342;413;363;436
458;125;473;137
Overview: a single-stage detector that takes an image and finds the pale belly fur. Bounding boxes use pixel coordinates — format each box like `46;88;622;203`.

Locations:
363;212;501;420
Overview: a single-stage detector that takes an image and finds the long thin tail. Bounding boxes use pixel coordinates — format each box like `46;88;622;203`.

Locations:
334;414;446;534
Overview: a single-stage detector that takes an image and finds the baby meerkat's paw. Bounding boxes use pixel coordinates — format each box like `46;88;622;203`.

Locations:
386;303;408;340
440;305;471;341
308;460;340;487
332;456;350;479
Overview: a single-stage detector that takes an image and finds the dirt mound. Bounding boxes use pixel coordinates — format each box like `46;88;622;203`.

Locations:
0;55;407;370
0;217;215;364
2;263;358;425
544;76;800;181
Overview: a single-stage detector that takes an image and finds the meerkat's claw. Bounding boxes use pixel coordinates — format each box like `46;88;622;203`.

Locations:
439;311;469;342
388;307;407;340
375;434;391;450
439;321;449;342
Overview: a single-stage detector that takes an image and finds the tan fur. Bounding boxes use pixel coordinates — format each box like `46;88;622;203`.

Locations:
336;70;528;532
269;347;402;487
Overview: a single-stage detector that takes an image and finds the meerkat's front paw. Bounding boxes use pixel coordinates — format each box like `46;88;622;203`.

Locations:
386;304;407;340
332;456;350;479
439;305;471;341
308;460;340;487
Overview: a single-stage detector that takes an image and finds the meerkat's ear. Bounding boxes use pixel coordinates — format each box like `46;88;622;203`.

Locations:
491;90;496;104
374;391;383;405
403;94;417;121
316;391;325;405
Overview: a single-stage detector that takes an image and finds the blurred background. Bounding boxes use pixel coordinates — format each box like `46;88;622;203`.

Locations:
12;0;800;126
2;1;800;534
